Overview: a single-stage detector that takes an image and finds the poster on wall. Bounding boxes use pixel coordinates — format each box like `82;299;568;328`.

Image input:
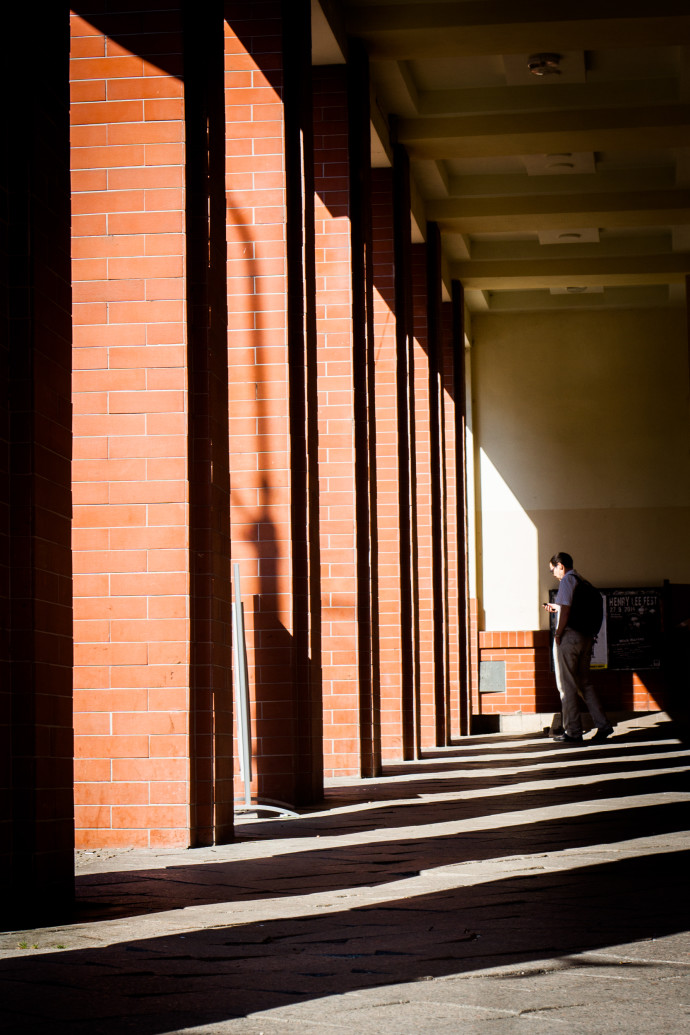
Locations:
590;595;608;668
548;586;663;670
605;589;663;670
548;589;608;668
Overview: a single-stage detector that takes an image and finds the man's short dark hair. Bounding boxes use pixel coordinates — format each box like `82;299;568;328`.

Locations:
550;551;573;569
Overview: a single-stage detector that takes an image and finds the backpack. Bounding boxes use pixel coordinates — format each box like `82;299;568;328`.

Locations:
568;575;604;637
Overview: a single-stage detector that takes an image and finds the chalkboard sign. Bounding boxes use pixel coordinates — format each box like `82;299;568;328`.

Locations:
605;589;662;670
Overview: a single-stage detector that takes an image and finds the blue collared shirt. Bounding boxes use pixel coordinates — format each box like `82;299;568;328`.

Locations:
554;569;581;608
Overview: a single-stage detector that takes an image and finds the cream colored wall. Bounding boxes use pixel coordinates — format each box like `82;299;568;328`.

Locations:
471;307;690;631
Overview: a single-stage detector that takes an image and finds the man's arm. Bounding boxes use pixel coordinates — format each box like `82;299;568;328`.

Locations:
555;604;570;644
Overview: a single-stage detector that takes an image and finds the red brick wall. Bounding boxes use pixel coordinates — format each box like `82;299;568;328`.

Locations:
476;630;664;719
8;2;674;876
71;1;322;842
70;8;190;848
593;671;663;713
477;631;554;715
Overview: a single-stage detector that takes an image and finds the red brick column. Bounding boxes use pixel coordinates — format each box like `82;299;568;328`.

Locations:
71;9;191;848
348;44;381;779
312;53;381;779
225;1;321;806
371;168;405;761
469;597;481;718
426;224;449;745
441;300;462;740
411;243;436;749
451;281;473;733
313;66;359;777
3;5;74;919
391;145;418;757
186;4;233;845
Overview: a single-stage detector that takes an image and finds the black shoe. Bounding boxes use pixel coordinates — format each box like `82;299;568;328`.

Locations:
591;725;614;742
552;732;583;744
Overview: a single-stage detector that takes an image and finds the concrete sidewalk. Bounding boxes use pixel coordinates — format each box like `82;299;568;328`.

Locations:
1;712;689;1034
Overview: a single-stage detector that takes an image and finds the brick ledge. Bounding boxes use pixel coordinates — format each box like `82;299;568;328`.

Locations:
478;629;551;649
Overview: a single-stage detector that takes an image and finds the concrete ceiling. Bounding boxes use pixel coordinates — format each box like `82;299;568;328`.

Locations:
312;0;690;313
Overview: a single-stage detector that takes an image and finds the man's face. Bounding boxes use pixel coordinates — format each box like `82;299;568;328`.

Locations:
550;562;565;581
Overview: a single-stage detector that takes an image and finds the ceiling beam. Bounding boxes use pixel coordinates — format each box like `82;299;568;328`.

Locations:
475;285;674;311
416;78;678;117
441;169;676;200
399;105;690;158
453;253;690;289
428;189;690;232
458;236;674;263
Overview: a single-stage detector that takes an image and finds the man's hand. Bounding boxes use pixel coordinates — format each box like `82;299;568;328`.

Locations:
554;603;570;645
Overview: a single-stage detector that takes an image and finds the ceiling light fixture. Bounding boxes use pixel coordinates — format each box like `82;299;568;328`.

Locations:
546;152;575;169
528;53;561;77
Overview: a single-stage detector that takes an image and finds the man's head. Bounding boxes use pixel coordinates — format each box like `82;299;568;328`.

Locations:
549;551;573;581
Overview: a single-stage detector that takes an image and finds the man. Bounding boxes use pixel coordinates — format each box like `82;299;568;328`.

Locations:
544;552;614;744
